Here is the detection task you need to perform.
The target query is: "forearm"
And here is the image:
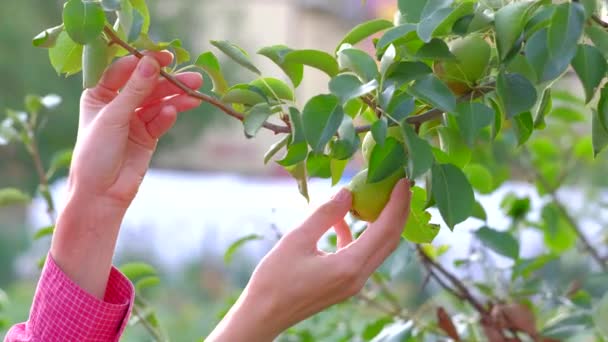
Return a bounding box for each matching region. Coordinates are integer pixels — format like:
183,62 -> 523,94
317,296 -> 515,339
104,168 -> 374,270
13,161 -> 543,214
50,188 -> 127,299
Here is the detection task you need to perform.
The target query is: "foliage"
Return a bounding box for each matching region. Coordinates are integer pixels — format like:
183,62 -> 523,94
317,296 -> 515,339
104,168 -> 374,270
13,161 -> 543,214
5,0 -> 608,340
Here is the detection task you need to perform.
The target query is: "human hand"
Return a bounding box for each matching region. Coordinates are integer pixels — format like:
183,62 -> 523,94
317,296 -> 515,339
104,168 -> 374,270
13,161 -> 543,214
51,53 -> 202,298
207,179 -> 412,341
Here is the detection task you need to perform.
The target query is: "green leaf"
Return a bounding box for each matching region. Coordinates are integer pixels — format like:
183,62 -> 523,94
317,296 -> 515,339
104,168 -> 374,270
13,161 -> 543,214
497,72 -> 537,118
386,61 -> 433,86
329,74 -> 378,104
401,124 -> 434,179
512,111 -> 534,146
474,226 -> 519,260
464,164 -> 493,194
540,203 -> 577,253
431,2 -> 475,38
258,45 -> 304,87
221,85 -> 266,106
119,262 -> 157,282
33,25 -> 64,48
127,8 -> 144,43
398,0 -> 427,23
380,44 -> 396,77
330,116 -> 359,160
277,142 -> 308,167
211,40 -> 260,74
494,1 -> 530,60
135,276 -> 160,292
571,44 -> 607,103
367,137 -> 406,183
534,88 -> 552,129
402,186 -> 439,244
437,126 -> 471,168
250,77 -> 295,102
586,25 -> 608,58
415,38 -> 455,60
82,36 -> 110,89
49,32 -> 83,76
47,149 -> 73,178
224,234 -> 264,263
376,24 -> 417,50
284,50 -> 339,77
453,101 -> 494,147
386,93 -> 415,122
594,291 -> 608,338
598,86 -> 608,132
62,0 -> 106,44
331,159 -> 348,186
338,19 -> 393,51
408,74 -> 456,112
129,0 -> 150,33
363,318 -> 394,341
525,28 -> 563,82
101,0 -> 121,11
33,226 -> 55,240
417,3 -> 452,43
302,95 -> 344,153
243,103 -> 272,138
0,188 -> 30,207
264,135 -> 290,165
285,162 -> 309,202
371,117 -> 387,146
288,107 -> 305,144
307,153 -> 332,178
547,3 -> 585,76
592,109 -> 608,157
431,163 -> 474,229
337,48 -> 379,82
195,51 -> 229,95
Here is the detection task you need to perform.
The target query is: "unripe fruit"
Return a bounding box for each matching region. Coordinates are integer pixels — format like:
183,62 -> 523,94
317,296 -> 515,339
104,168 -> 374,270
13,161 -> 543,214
347,168 -> 405,222
433,35 -> 491,95
361,126 -> 405,164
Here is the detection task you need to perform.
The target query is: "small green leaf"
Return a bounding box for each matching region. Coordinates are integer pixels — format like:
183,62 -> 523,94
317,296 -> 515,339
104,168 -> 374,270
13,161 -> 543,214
284,49 -> 339,77
377,24 -> 417,50
329,74 -> 378,104
211,40 -> 260,74
525,28 -> 563,82
47,149 -> 73,179
0,188 -> 30,207
337,48 -> 379,82
33,25 -> 64,48
258,45 -> 304,87
453,101 -> 494,147
494,1 -> 530,60
120,262 -> 157,282
402,186 -> 439,244
330,116 -> 359,160
330,158 -> 348,186
417,6 -> 452,43
307,153 -> 332,178
264,135 -> 290,165
221,85 -> 266,106
302,95 -> 344,153
82,36 -> 110,88
195,51 -> 229,95
338,19 -> 393,51
415,38 -> 455,60
512,111 -> 534,146
224,234 -> 264,264
288,107 -> 305,144
127,8 -> 144,42
540,203 -> 577,253
367,137 -> 406,183
277,142 -> 308,167
497,72 -> 537,118
135,276 -> 160,292
386,92 -> 415,122
63,0 -> 106,44
33,226 -> 55,240
386,61 -> 433,86
474,226 -> 519,260
398,0 -> 427,23
250,77 -> 295,102
534,88 -> 552,129
408,74 -> 456,112
284,162 -> 309,201
598,86 -> 608,132
547,3 -> 585,76
401,124 -> 434,179
49,32 -> 83,76
243,103 -> 272,138
371,117 -> 387,147
592,109 -> 608,157
464,164 -> 493,194
431,163 -> 474,229
571,44 -> 607,103
437,126 -> 471,168
586,25 -> 608,58
129,0 -> 150,33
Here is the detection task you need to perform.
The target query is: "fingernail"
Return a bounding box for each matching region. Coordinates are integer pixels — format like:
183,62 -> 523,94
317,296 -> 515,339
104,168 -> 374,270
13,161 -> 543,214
332,188 -> 350,203
138,57 -> 158,78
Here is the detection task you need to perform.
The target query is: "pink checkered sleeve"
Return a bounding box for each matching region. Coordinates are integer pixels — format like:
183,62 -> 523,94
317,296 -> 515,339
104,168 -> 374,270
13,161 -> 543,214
4,253 -> 134,342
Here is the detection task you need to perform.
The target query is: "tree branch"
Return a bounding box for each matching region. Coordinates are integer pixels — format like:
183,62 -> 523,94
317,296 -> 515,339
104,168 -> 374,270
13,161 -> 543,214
103,26 -> 291,134
592,15 -> 608,29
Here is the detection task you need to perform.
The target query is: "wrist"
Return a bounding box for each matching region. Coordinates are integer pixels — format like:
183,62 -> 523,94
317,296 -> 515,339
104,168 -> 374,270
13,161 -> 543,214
207,288 -> 283,342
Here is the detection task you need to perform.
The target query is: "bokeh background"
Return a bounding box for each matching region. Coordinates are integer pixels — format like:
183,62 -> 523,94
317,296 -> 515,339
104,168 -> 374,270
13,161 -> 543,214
2,1 -> 608,341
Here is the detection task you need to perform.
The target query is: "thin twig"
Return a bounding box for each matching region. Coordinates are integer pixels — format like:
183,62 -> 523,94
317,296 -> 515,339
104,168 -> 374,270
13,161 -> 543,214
356,293 -> 409,321
132,305 -> 164,341
26,123 -> 55,224
592,15 -> 608,28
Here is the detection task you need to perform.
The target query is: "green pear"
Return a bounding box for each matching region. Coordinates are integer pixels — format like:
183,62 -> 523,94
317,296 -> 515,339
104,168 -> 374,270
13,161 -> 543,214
361,126 -> 405,164
347,168 -> 405,222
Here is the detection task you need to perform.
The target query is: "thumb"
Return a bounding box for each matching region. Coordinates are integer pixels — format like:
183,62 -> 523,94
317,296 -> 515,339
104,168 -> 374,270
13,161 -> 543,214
294,188 -> 352,243
99,56 -> 160,126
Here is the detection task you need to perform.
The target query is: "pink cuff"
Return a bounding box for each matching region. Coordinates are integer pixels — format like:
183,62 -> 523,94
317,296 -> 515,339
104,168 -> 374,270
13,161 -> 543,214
4,254 -> 134,342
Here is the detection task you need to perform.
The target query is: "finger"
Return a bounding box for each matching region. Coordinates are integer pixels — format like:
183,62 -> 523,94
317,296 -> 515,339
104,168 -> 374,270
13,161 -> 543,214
146,105 -> 178,139
98,56 -> 161,127
334,219 -> 353,249
341,179 -> 411,261
293,188 -> 352,244
95,51 -> 173,93
136,94 -> 202,123
141,72 -> 203,106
